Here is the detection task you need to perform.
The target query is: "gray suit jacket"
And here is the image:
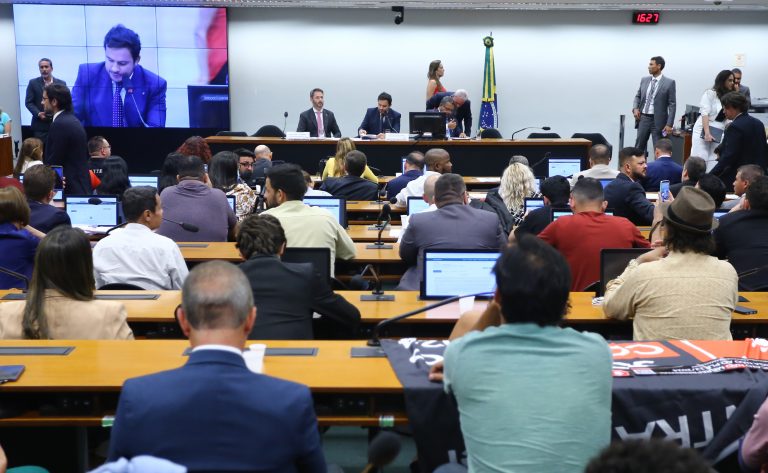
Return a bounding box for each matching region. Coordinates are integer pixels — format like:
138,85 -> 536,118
25,76 -> 66,132
398,203 -> 506,290
633,75 -> 677,129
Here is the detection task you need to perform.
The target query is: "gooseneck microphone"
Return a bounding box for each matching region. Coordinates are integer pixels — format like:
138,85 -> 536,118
0,266 -> 29,291
105,221 -> 130,236
282,111 -> 289,134
162,218 -> 199,232
510,126 -> 551,140
366,204 -> 392,249
352,264 -> 395,302
368,291 -> 493,346
122,75 -> 151,128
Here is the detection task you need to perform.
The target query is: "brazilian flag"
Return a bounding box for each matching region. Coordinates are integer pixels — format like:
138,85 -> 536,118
479,35 -> 498,133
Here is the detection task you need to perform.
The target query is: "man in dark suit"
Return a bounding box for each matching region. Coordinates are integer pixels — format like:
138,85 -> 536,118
237,214 -> 360,339
43,84 -> 91,196
670,156 -> 706,197
715,176 -> 768,291
398,173 -> 506,290
72,25 -> 167,128
24,58 -> 66,141
320,150 -> 378,201
711,92 -> 768,191
643,138 -> 682,191
386,151 -> 424,200
632,56 -> 676,152
426,90 -> 472,137
604,147 -> 655,225
22,165 -> 70,233
108,260 -> 327,471
297,88 -> 341,137
358,91 -> 401,137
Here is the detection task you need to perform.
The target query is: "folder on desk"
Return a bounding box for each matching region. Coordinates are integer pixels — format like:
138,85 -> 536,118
0,365 -> 24,384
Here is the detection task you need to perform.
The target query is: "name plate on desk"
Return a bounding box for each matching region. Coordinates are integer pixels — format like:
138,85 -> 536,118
0,347 -> 74,356
177,243 -> 209,248
385,133 -> 410,141
285,132 -> 310,140
2,293 -> 159,301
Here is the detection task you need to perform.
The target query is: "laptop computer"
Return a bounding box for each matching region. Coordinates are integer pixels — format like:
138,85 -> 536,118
282,247 -> 332,285
421,249 -> 500,300
407,196 -> 430,216
65,195 -> 119,229
227,195 -> 236,213
524,197 -> 545,214
550,208 -> 614,222
598,248 -> 653,296
548,158 -> 582,178
303,196 -> 347,229
128,174 -> 159,189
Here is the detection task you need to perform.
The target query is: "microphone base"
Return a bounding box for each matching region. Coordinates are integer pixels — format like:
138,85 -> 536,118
367,224 -> 389,231
360,293 -> 395,302
366,243 -> 393,249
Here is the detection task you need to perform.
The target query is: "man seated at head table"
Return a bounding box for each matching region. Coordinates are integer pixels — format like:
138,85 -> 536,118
358,91 -> 401,138
156,155 -> 236,242
394,148 -> 453,206
107,261 -> 326,471
715,175 -> 768,291
429,235 -> 611,472
398,173 -> 505,290
538,177 -> 650,291
320,150 -> 378,201
93,186 -> 188,290
22,164 -> 71,234
262,163 -> 355,277
236,213 -> 360,339
603,187 -> 738,341
386,151 -> 424,201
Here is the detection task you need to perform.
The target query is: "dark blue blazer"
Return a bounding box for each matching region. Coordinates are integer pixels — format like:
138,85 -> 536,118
643,156 -> 682,191
714,209 -> 768,291
108,349 -> 326,472
386,169 -> 422,200
358,107 -> 401,135
711,113 -> 768,190
27,199 -> 70,234
44,112 -> 92,195
321,175 -> 378,201
426,92 -> 472,136
72,62 -> 167,127
604,173 -> 654,226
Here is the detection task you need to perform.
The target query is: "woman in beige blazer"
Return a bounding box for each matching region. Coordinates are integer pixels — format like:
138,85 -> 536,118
0,226 -> 133,340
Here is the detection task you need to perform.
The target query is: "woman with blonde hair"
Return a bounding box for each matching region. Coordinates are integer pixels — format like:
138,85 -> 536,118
426,60 -> 446,100
321,137 -> 378,183
0,226 -> 133,340
12,137 -> 44,178
472,162 -> 540,235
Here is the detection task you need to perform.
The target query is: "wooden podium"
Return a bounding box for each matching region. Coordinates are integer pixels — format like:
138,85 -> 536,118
0,135 -> 12,176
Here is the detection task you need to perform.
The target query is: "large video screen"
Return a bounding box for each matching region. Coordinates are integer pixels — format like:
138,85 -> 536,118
14,5 -> 229,129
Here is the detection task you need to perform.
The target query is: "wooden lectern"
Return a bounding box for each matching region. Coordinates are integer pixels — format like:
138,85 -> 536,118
0,136 -> 12,176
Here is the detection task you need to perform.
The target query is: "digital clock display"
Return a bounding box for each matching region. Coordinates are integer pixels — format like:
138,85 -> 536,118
632,11 -> 661,24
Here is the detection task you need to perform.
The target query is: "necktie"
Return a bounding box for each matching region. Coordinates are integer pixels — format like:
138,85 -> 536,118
113,82 -> 124,127
381,114 -> 385,132
316,110 -> 324,137
643,79 -> 657,114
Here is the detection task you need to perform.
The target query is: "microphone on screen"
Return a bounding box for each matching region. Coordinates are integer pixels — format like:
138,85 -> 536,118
361,431 -> 402,473
510,126 -> 551,140
162,218 -> 199,232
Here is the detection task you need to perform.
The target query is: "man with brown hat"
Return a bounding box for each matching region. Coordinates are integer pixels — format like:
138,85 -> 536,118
602,187 -> 738,341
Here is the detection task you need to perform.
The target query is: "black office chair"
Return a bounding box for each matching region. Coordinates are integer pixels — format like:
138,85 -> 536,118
98,283 -> 145,290
572,133 -> 613,156
480,128 -> 503,139
215,131 -> 247,137
527,132 -> 561,139
253,125 -> 285,138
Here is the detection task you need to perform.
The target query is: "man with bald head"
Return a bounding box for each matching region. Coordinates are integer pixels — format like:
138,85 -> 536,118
570,144 -> 618,187
394,148 -> 453,206
252,145 -> 273,182
398,173 -> 505,290
426,89 -> 472,137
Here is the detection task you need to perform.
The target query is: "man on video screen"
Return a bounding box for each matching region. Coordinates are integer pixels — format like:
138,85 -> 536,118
73,24 -> 167,128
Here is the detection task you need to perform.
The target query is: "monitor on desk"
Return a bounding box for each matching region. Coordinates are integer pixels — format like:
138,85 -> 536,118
524,197 -> 545,214
409,112 -> 446,139
599,248 -> 653,296
282,247 -> 331,285
128,174 -> 159,189
303,196 -> 347,228
421,249 -> 500,300
65,195 -> 119,228
407,196 -> 430,216
548,158 -> 582,178
550,208 -> 613,222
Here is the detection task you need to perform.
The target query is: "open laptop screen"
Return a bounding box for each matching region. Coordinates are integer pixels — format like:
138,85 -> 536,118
303,196 -> 347,228
407,196 -> 430,216
128,174 -> 159,189
524,197 -> 545,214
599,248 -> 653,296
422,249 -> 500,299
548,158 -> 581,178
65,195 -> 119,227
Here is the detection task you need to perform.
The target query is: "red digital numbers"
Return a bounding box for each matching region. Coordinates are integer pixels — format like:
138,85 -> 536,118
633,11 -> 660,24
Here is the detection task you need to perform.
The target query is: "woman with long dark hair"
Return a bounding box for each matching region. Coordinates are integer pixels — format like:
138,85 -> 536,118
691,70 -> 735,171
0,226 -> 133,339
208,151 -> 256,221
97,156 -> 132,199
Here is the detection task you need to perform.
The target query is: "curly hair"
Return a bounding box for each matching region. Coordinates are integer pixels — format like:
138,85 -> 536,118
177,136 -> 212,164
498,162 -> 537,213
236,214 -> 286,259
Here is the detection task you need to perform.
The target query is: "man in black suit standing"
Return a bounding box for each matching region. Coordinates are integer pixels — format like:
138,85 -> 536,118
24,58 -> 66,141
426,90 -> 472,137
711,92 -> 768,191
297,88 -> 341,138
43,84 -> 91,195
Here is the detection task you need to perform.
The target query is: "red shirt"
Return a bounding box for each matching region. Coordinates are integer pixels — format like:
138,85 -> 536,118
538,211 -> 650,291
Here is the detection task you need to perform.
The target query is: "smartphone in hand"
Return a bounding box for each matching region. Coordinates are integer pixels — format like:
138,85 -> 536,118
660,180 -> 670,202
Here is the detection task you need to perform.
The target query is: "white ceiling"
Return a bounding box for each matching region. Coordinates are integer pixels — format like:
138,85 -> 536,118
9,0 -> 768,10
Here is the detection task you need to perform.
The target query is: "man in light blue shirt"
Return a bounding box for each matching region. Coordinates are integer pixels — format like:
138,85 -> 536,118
436,235 -> 612,472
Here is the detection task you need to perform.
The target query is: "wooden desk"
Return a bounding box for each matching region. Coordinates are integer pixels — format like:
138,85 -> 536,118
347,201 -> 405,214
177,242 -> 401,264
347,225 -> 400,242
313,175 -> 501,190
206,136 -> 591,176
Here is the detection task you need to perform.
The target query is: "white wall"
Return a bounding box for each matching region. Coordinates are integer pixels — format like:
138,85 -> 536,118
0,4 -> 21,141
229,8 -> 768,154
